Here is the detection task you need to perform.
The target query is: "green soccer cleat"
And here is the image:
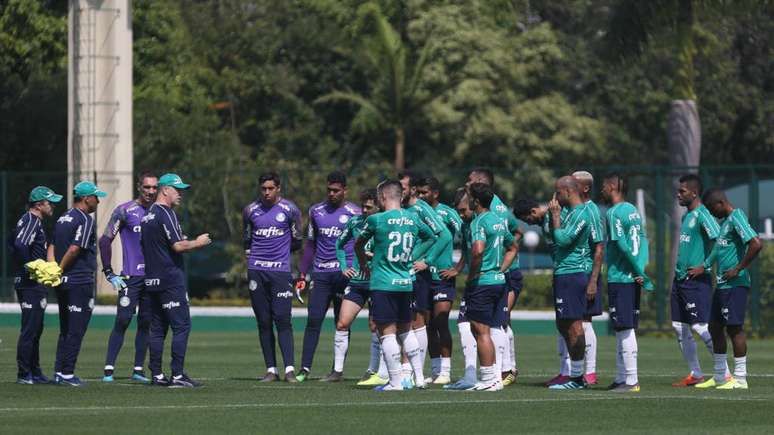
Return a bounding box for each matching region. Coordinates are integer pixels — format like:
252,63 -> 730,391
716,378 -> 748,390
357,373 -> 388,387
695,378 -> 717,389
295,369 -> 309,383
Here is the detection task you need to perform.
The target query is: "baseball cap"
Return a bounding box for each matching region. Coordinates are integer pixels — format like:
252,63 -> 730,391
158,173 -> 191,190
28,186 -> 63,203
73,181 -> 107,198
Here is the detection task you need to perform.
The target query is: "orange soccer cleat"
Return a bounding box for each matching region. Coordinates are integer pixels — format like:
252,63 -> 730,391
672,374 -> 705,387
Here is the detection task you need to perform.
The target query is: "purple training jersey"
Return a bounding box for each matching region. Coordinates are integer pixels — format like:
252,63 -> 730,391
243,198 -> 302,272
102,200 -> 147,276
307,201 -> 361,272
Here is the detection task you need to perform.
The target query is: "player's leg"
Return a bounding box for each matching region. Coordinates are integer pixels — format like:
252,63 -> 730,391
609,283 -> 640,393
29,292 -> 47,383
504,269 -> 523,383
549,273 -> 587,390
358,305 -> 389,387
54,287 -> 69,377
320,274 -> 350,381
445,315 -> 478,389
330,286 -> 367,381
371,290 -> 407,391
16,289 -> 40,383
270,272 -> 296,381
397,292 -> 426,390
430,277 -> 455,384
465,284 -> 504,391
57,285 -> 94,386
300,272 -> 334,378
411,270 -> 432,375
166,286 -> 198,387
490,285 -> 509,378
103,282 -> 139,382
249,271 -> 278,380
148,290 -> 170,386
717,286 -> 749,389
132,281 -> 152,382
670,279 -> 704,386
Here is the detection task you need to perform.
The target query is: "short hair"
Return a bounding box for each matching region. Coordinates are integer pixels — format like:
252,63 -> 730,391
468,182 -> 493,209
452,187 -> 468,207
702,188 -> 726,205
678,173 -> 702,195
603,172 -> 628,196
572,170 -> 594,184
419,176 -> 441,192
259,172 -> 281,186
469,167 -> 494,186
360,188 -> 377,203
377,179 -> 403,202
137,171 -> 157,184
327,171 -> 347,186
513,198 -> 539,219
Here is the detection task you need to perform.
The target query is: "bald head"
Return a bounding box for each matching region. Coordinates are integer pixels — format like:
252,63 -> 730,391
556,176 -> 579,192
702,188 -> 732,218
555,176 -> 582,207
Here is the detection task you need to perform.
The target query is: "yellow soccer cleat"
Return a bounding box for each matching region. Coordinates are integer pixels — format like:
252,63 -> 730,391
717,378 -> 748,390
695,378 -> 717,389
502,372 -> 517,386
357,373 -> 388,387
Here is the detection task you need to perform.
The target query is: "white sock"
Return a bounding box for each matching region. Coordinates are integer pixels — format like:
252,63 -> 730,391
380,334 -> 403,388
614,332 -> 625,384
401,362 -> 412,381
570,359 -> 584,379
377,350 -> 389,379
558,335 -> 570,376
458,322 -> 478,383
692,323 -> 730,377
619,329 -> 638,385
133,366 -> 143,372
440,357 -> 451,378
267,366 -> 278,375
490,327 -> 507,375
734,356 -> 747,381
479,365 -> 496,384
104,365 -> 115,371
582,321 -> 597,374
431,357 -> 441,377
333,330 -> 349,373
414,326 -> 428,374
713,353 -> 727,382
399,330 -> 425,386
506,325 -> 516,372
673,321 -> 701,377
285,365 -> 295,374
368,332 -> 381,373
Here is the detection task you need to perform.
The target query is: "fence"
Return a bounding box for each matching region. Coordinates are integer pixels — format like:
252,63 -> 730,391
2,165 -> 772,333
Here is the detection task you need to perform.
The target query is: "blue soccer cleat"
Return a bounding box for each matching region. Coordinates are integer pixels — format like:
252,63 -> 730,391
444,379 -> 476,390
102,374 -> 114,383
17,374 -> 34,385
31,373 -> 50,384
131,370 -> 150,383
548,378 -> 586,390
55,374 -> 84,387
373,384 -> 403,391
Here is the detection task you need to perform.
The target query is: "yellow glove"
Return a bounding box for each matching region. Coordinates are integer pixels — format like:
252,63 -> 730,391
24,259 -> 47,274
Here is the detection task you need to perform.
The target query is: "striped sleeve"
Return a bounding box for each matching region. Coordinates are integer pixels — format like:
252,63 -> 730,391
699,208 -> 720,239
731,209 -> 757,243
161,207 -> 184,244
73,212 -> 94,248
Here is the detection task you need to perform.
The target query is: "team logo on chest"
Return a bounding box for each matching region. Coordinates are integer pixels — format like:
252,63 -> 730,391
688,217 -> 697,228
339,215 -> 349,224
275,212 -> 286,223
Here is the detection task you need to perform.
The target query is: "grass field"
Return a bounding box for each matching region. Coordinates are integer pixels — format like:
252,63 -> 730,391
1,321 -> 774,434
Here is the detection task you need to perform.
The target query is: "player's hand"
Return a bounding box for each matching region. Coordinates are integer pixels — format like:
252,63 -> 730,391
360,265 -> 371,281
634,276 -> 644,286
294,276 -> 308,304
722,267 -> 740,282
413,260 -> 428,272
439,268 -> 458,280
585,280 -> 597,301
196,233 -> 212,247
343,268 -> 357,279
686,264 -> 705,279
107,274 -> 127,291
548,194 -> 561,217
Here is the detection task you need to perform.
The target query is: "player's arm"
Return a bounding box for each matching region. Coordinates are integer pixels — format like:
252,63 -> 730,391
164,212 -> 210,253
99,207 -> 128,290
289,204 -> 303,253
500,229 -> 517,272
552,210 -> 586,247
59,215 -> 92,271
468,240 -> 484,283
242,205 -> 252,254
421,228 -> 450,266
687,211 -> 721,278
11,216 -> 36,262
336,221 -> 355,277
298,208 -> 316,277
586,242 -> 604,299
722,213 -> 763,281
354,215 -> 376,279
412,218 -> 438,263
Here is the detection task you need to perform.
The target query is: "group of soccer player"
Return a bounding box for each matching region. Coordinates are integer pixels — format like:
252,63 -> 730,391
11,166 -> 762,391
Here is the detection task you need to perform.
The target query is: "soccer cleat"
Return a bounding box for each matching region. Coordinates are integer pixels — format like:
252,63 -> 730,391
443,379 -> 477,390
150,375 -> 171,387
548,377 -> 586,390
31,373 -> 50,384
357,373 -> 388,387
295,369 -> 309,383
171,373 -> 202,388
433,375 -> 451,385
320,371 -> 343,382
285,371 -> 299,383
695,378 -> 718,389
400,376 -> 415,390
470,380 -> 504,391
55,374 -> 84,387
102,374 -> 114,383
359,370 -> 375,382
132,370 -> 150,383
716,378 -> 748,390
16,374 -> 34,385
672,374 -> 704,387
584,372 -> 598,385
259,372 -> 279,382
373,383 -> 403,391
545,374 -> 570,386
502,372 -> 516,387
611,383 -> 640,393
606,381 -> 624,391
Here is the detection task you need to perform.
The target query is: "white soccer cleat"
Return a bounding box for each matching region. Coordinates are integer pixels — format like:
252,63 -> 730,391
469,380 -> 504,392
432,375 -> 451,385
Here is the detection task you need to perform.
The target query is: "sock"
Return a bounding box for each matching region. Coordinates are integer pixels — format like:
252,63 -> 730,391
431,357 -> 441,378
401,362 -> 412,382
440,357 -> 451,378
692,323 -> 730,377
619,329 -> 638,385
367,332 -> 381,373
673,321 -> 701,377
459,322 -> 478,383
558,335 -> 570,376
490,327 -> 506,375
377,350 -> 389,379
380,334 -> 403,388
734,356 -> 747,381
267,366 -> 278,375
104,365 -> 114,371
59,373 -> 74,380
479,365 -> 496,384
570,360 -> 584,379
333,330 -> 349,373
400,330 -> 425,386
713,353 -> 727,382
133,366 -> 143,372
582,322 -> 597,374
414,326 -> 428,374
285,365 -> 295,374
506,325 -> 516,372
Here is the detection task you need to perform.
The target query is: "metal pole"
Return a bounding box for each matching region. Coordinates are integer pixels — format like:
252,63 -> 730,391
1,171 -> 7,299
748,167 -> 760,333
655,167 -> 666,328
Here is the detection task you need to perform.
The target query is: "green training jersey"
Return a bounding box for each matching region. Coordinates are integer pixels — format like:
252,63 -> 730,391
460,221 -> 472,272
431,203 -> 463,280
705,208 -> 757,289
407,198 -> 448,264
470,210 -> 514,286
491,194 -> 521,270
358,209 -> 435,292
583,200 -> 605,271
551,203 -> 592,275
542,208 -> 567,262
675,204 -> 720,281
606,202 -> 649,284
336,215 -> 371,286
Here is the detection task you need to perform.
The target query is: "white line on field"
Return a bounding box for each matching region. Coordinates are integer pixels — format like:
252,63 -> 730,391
0,395 -> 769,414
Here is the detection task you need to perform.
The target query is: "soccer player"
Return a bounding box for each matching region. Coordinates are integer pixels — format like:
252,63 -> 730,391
600,173 -> 653,392
355,180 -> 437,391
466,168 -> 522,384
571,170 -> 605,385
547,176 -> 592,390
416,176 -> 462,384
12,186 -> 62,384
52,181 -> 106,386
671,174 -> 726,387
243,172 -> 303,382
142,173 -> 210,387
99,172 -> 158,383
297,171 -> 362,382
696,188 -> 762,389
464,183 -> 517,391
329,188 -> 380,383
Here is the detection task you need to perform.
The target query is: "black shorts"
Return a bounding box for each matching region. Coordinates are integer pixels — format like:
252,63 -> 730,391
671,275 -> 712,324
371,290 -> 412,324
710,287 -> 748,326
608,282 -> 641,329
343,282 -> 370,307
412,269 -> 433,312
464,283 -> 507,327
553,272 -> 589,320
431,278 -> 456,303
